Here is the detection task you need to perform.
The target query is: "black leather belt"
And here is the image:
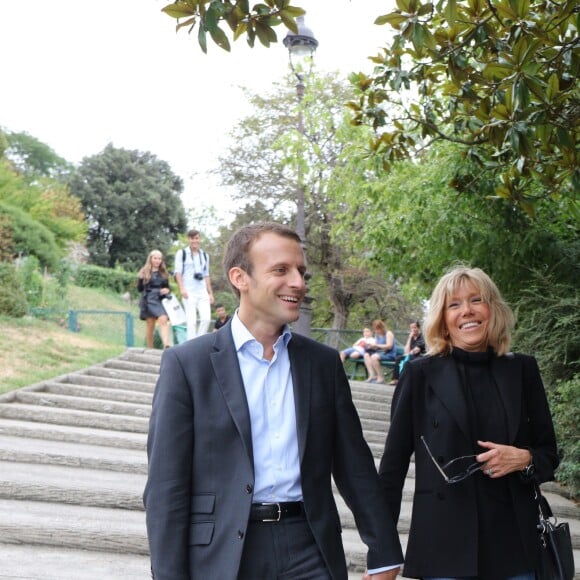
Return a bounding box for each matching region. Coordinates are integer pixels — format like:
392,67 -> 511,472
249,501 -> 304,522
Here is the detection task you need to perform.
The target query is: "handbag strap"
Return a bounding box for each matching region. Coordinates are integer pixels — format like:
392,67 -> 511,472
533,480 -> 554,522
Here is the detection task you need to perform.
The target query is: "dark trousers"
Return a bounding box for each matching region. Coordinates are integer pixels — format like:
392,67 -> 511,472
237,515 -> 332,579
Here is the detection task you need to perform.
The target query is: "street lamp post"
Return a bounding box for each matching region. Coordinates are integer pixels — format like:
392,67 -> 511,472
283,16 -> 318,337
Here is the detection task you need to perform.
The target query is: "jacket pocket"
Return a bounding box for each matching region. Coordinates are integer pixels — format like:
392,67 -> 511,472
191,494 -> 215,514
189,521 -> 214,546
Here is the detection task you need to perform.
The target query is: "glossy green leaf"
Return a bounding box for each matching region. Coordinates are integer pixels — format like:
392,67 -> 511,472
209,25 -> 231,51
375,13 -> 409,27
162,4 -> 197,19
546,73 -> 559,102
197,22 -> 208,53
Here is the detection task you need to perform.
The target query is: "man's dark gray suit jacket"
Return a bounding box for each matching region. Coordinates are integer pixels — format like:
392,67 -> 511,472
143,323 -> 403,579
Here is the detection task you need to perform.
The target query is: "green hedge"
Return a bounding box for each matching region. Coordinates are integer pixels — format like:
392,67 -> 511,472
73,264 -> 138,295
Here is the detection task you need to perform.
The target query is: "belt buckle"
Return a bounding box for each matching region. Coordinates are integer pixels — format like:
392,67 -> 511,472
260,502 -> 282,522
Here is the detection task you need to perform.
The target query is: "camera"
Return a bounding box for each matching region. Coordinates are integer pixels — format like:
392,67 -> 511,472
194,273 -> 204,281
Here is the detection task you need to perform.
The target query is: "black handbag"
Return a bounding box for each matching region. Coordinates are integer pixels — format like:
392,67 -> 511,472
534,481 -> 575,580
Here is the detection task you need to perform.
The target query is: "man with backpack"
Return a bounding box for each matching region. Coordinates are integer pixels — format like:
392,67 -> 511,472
174,229 -> 214,340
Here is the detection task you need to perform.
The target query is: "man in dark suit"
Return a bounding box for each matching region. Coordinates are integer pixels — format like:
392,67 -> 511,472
144,222 -> 402,579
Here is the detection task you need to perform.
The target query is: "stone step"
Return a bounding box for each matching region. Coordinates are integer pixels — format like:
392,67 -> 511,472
0,498 -> 148,555
352,402 -> 390,420
12,391 -> 151,419
0,417 -> 147,449
118,347 -> 163,365
84,365 -> 158,385
0,544 -> 151,580
0,402 -> 149,433
360,417 -> 389,435
41,381 -> 153,405
0,461 -> 145,510
0,434 -> 147,474
103,359 -> 161,376
64,372 -> 156,392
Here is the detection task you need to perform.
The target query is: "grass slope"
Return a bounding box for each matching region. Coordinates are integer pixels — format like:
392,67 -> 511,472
0,285 -> 150,395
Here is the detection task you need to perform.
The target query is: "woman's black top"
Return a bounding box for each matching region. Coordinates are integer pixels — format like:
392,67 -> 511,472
452,347 -> 529,579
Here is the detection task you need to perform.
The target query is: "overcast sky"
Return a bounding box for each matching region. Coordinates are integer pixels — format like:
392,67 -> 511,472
0,0 -> 394,223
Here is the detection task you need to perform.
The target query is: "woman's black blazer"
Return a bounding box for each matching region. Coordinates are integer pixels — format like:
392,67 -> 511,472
378,353 -> 559,578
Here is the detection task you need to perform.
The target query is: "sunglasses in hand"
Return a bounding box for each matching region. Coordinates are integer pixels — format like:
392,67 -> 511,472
420,435 -> 482,484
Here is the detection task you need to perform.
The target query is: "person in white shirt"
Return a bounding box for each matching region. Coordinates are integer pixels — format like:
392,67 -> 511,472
174,229 -> 214,340
144,222 -> 402,580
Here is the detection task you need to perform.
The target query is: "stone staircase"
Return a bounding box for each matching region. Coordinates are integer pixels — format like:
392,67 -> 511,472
0,348 -> 577,579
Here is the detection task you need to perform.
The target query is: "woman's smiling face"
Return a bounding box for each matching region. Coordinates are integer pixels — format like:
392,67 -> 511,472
444,280 -> 490,352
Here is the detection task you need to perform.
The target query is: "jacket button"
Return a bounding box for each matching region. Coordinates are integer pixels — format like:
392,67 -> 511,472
437,456 -> 444,464
437,492 -> 445,500
246,484 -> 253,494
238,530 -> 244,539
433,420 -> 439,428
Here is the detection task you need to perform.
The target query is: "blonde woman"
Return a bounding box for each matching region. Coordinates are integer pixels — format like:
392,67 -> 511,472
137,250 -> 171,349
379,266 -> 558,579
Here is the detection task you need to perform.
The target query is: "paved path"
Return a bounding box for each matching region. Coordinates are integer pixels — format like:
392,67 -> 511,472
0,348 -> 577,579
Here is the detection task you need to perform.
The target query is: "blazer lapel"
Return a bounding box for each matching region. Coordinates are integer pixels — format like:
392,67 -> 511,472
210,328 -> 254,469
428,357 -> 472,443
491,354 -> 522,443
288,334 -> 311,464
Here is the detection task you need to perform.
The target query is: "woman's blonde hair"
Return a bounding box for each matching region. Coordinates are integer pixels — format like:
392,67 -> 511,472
140,250 -> 169,283
424,266 -> 515,356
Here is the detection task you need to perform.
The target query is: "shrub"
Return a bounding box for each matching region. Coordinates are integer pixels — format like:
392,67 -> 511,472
16,255 -> 44,308
549,375 -> 580,498
74,264 -> 137,295
513,273 -> 579,387
513,271 -> 579,497
0,262 -> 27,317
0,202 -> 60,271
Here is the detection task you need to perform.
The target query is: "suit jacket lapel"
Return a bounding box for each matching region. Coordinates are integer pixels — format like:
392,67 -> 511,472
429,357 -> 472,443
288,334 -> 311,464
210,328 -> 254,470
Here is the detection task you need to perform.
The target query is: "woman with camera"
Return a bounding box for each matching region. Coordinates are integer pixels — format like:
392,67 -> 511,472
137,250 -> 171,349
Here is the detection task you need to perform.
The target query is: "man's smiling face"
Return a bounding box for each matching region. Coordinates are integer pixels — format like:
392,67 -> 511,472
238,232 -> 306,331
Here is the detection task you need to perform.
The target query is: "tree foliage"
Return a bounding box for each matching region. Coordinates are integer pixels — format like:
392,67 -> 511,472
217,71 -> 422,329
68,144 -> 188,270
161,0 -> 305,52
348,0 -> 579,215
4,130 -> 72,182
339,141 -> 579,301
0,143 -> 86,268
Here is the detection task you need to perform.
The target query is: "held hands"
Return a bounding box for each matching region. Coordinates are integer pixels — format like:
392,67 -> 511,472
476,440 -> 532,478
160,288 -> 171,297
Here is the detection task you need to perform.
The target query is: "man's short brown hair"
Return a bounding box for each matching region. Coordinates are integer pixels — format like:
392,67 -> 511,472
187,229 -> 200,238
223,222 -> 301,298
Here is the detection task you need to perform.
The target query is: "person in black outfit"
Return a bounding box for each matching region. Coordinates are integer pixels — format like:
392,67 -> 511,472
389,320 -> 425,385
212,303 -> 231,332
137,250 -> 171,349
379,266 -> 559,580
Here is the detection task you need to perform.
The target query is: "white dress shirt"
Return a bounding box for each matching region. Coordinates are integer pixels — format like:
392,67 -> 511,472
231,313 -> 303,503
